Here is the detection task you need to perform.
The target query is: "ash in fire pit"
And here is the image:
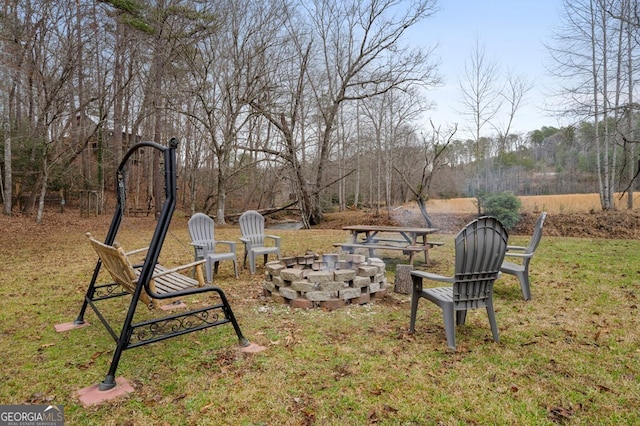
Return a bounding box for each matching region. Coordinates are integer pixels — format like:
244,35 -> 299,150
262,252 -> 388,310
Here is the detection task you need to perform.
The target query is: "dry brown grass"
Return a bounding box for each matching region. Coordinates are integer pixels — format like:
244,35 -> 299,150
2,207 -> 640,424
425,192 -> 640,214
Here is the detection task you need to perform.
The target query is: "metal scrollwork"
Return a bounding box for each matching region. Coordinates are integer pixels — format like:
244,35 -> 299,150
131,308 -> 223,344
94,283 -> 127,299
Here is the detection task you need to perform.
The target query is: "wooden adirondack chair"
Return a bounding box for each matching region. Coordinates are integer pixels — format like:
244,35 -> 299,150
86,233 -> 208,309
238,210 -> 281,274
500,211 -> 547,300
409,216 -> 509,350
188,212 -> 238,280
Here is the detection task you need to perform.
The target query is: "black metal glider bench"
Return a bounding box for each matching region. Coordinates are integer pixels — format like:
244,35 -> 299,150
57,139 -> 254,402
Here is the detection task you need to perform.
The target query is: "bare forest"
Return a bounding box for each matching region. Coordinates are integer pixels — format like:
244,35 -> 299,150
2,0 -> 640,227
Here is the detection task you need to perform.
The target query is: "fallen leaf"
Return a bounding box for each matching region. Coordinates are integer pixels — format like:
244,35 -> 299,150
548,406 -> 573,422
172,394 -> 187,402
382,404 -> 398,414
200,402 -> 215,413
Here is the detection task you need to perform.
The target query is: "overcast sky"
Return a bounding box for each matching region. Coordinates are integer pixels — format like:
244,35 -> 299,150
408,0 -> 567,138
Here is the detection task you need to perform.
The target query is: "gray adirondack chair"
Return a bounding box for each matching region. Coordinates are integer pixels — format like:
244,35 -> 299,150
500,211 -> 547,300
188,213 -> 238,281
239,210 -> 281,274
409,216 -> 509,350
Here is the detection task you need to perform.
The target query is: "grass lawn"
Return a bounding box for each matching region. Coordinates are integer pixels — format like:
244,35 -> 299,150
1,212 -> 639,425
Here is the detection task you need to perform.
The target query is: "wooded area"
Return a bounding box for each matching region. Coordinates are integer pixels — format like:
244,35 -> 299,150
2,0 -> 640,226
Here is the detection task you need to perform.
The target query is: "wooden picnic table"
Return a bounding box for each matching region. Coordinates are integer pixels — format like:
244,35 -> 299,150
333,225 -> 441,265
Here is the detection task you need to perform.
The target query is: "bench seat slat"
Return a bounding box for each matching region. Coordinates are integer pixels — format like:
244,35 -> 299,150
346,241 -> 444,249
367,238 -> 410,244
137,265 -> 201,295
334,243 -> 426,252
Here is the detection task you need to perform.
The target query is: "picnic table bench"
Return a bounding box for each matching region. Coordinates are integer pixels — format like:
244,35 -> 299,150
334,225 -> 442,265
365,238 -> 444,247
332,242 -> 440,261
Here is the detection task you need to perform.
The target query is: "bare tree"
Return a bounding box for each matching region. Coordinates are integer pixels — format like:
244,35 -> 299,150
546,0 -> 640,210
395,121 -> 456,227
458,35 -> 502,211
252,0 -> 440,226
175,0 -> 288,224
360,86 -> 431,215
608,0 -> 640,208
494,71 -> 532,151
0,0 -> 19,216
7,2 -> 81,221
624,0 -> 638,208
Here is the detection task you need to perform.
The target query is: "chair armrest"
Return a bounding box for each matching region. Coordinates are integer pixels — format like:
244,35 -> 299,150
216,240 -> 237,252
190,241 -> 210,259
125,246 -> 149,256
506,245 -> 527,252
504,252 -> 533,259
411,270 -> 455,284
134,259 -> 207,281
265,235 -> 281,248
240,237 -> 252,251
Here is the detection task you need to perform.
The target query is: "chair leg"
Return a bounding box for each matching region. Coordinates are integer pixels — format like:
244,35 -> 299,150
232,259 -> 238,279
409,275 -> 423,333
442,303 -> 456,350
205,257 -> 213,283
519,269 -> 531,301
193,251 -> 203,279
409,297 -> 419,334
486,300 -> 500,343
214,261 -> 220,275
249,251 -> 256,275
456,310 -> 467,326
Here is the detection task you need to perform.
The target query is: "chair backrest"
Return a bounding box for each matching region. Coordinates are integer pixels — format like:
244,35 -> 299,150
525,212 -> 547,254
239,210 -> 266,246
86,233 -> 154,307
452,217 -> 509,309
188,213 -> 216,253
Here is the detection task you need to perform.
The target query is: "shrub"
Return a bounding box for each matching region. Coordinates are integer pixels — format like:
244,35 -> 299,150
480,191 -> 522,230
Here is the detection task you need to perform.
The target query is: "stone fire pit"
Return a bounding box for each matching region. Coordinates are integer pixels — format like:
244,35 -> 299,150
262,252 -> 388,310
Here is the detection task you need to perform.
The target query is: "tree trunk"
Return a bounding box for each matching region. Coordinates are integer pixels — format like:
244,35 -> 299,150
35,151 -> 50,224
2,0 -> 16,216
394,264 -> 414,294
416,197 -> 434,228
2,120 -> 11,216
112,20 -> 125,186
215,148 -> 229,226
626,1 -> 634,209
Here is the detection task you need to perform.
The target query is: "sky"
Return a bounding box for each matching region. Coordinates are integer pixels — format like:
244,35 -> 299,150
408,0 -> 567,138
